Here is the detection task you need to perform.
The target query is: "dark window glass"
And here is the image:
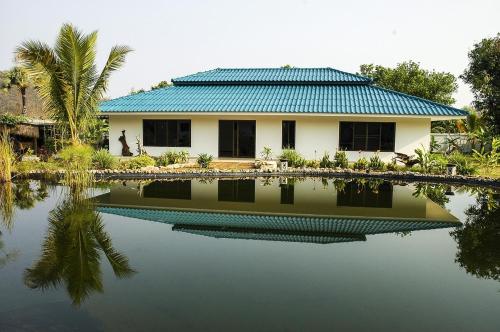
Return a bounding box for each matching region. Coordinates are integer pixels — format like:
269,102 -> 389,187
218,179 -> 255,202
337,181 -> 393,208
143,180 -> 191,200
282,121 -> 296,149
339,122 -> 395,152
280,184 -> 295,204
143,120 -> 191,147
218,121 -> 256,158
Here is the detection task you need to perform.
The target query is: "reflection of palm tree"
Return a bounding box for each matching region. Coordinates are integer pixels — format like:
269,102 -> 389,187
451,191 -> 500,282
24,196 -> 135,306
412,183 -> 450,207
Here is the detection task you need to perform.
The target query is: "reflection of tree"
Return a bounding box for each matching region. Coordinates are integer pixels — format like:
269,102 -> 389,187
412,183 -> 450,207
0,236 -> 19,269
13,180 -> 48,210
24,194 -> 135,306
451,191 -> 500,282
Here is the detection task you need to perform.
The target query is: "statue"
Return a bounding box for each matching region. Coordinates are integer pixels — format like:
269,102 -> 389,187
119,130 -> 133,156
136,136 -> 148,156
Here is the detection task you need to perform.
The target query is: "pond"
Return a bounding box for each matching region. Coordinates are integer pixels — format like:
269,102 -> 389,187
0,177 -> 499,331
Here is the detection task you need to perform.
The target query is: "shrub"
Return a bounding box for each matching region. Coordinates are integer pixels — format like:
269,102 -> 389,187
319,152 -> 333,168
472,137 -> 499,174
260,147 -> 273,160
353,157 -> 368,170
368,153 -> 384,170
279,149 -> 306,168
125,155 -> 156,169
197,153 -> 213,168
333,150 -> 349,168
157,150 -> 189,166
92,149 -> 117,169
0,132 -> 14,182
306,160 -> 320,168
58,144 -> 94,170
448,151 -> 476,175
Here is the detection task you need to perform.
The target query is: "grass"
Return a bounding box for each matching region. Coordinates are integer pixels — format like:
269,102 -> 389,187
0,132 -> 14,183
477,165 -> 500,178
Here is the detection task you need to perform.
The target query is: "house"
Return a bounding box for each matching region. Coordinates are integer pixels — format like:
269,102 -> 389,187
100,68 -> 467,161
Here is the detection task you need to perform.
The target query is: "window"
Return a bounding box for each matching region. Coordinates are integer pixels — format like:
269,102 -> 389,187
143,180 -> 191,200
339,122 -> 395,152
218,179 -> 255,203
143,120 -> 191,147
337,181 -> 393,208
282,121 -> 296,149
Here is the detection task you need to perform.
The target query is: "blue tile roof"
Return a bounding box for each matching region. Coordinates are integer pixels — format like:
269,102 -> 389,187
172,68 -> 371,85
100,67 -> 467,117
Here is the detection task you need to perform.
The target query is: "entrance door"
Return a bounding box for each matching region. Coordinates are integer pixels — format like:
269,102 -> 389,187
218,120 -> 256,158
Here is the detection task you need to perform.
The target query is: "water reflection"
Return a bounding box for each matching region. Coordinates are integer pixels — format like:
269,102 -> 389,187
95,178 -> 461,245
451,189 -> 500,282
24,188 -> 135,306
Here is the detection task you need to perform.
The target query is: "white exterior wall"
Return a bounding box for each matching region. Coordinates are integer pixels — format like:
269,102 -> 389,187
108,114 -> 430,162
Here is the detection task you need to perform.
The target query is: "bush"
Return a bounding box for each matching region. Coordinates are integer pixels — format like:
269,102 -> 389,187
58,144 -> 94,170
306,160 -> 320,168
319,152 -> 333,168
333,150 -> 349,168
197,153 -> 213,168
448,151 -> 476,175
353,157 -> 368,170
92,149 -> 117,169
279,149 -> 306,168
368,153 -> 384,170
124,155 -> 156,169
157,150 -> 189,166
14,160 -> 60,174
260,147 -> 273,160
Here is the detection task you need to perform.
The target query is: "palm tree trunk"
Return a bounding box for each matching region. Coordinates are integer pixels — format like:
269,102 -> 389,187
20,87 -> 27,115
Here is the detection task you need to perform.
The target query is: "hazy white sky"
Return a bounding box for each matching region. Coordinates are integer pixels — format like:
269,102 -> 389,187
1,0 -> 499,107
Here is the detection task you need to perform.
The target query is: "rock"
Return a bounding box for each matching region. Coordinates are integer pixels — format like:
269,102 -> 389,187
21,155 -> 40,162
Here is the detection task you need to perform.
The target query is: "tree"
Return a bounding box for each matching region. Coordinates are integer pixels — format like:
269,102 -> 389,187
0,67 -> 30,115
151,80 -> 171,90
461,34 -> 500,134
359,61 -> 458,105
15,24 -> 132,144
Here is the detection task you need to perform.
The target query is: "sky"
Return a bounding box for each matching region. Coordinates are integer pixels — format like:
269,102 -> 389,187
1,0 -> 499,107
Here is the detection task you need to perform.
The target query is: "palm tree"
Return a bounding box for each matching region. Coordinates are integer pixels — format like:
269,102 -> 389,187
1,67 -> 30,115
15,24 -> 132,144
24,194 -> 135,306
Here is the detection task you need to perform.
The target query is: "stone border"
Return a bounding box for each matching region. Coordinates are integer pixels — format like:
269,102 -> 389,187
15,168 -> 500,189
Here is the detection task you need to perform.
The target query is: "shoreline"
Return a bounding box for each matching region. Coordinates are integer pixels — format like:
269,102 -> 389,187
13,168 -> 500,189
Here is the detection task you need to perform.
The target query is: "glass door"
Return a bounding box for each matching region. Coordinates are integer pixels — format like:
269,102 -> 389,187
218,120 -> 256,158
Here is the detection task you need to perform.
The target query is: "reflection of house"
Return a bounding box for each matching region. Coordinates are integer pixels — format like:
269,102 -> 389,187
101,68 -> 466,161
94,179 -> 460,244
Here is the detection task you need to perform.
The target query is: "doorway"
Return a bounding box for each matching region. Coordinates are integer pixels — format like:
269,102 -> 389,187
219,120 -> 256,158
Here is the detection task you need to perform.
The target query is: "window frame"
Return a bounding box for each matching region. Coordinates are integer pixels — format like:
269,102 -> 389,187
339,121 -> 395,152
282,120 -> 296,149
143,119 -> 191,147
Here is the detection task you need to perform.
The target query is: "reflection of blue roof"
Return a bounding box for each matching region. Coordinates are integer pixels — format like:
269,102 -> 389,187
97,207 -> 460,235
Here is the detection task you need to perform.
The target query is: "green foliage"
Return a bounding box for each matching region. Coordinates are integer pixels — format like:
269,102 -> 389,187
0,67 -> 30,114
430,135 -> 440,152
279,149 -> 306,168
368,153 -> 384,170
0,114 -> 28,127
156,150 -> 189,166
333,150 -> 349,168
197,153 -> 213,168
15,23 -> 132,144
92,149 -> 117,170
306,159 -> 320,168
461,33 -> 500,134
412,183 -> 450,207
448,151 -> 476,175
414,146 -> 436,174
14,160 -> 60,174
124,155 -> 156,169
319,152 -> 333,168
0,132 -> 14,182
260,146 -> 273,161
472,137 -> 500,174
59,144 -> 94,170
359,61 -> 457,105
151,81 -> 172,90
352,157 -> 368,170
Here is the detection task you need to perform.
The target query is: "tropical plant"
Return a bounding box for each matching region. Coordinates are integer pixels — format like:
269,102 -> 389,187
197,153 -> 213,168
0,67 -> 31,114
0,132 -> 14,182
414,146 -> 438,174
279,149 -> 306,168
15,23 -> 132,144
447,151 -> 476,175
92,149 -> 117,169
472,137 -> 500,174
352,157 -> 368,170
368,152 -> 384,170
260,146 -> 273,160
124,155 -> 155,169
24,194 -> 135,306
319,152 -> 333,168
59,144 -> 94,170
157,150 -> 189,166
333,150 -> 349,168
306,159 -> 320,168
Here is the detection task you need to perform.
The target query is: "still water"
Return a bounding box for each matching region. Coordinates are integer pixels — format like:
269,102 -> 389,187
0,178 -> 499,331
